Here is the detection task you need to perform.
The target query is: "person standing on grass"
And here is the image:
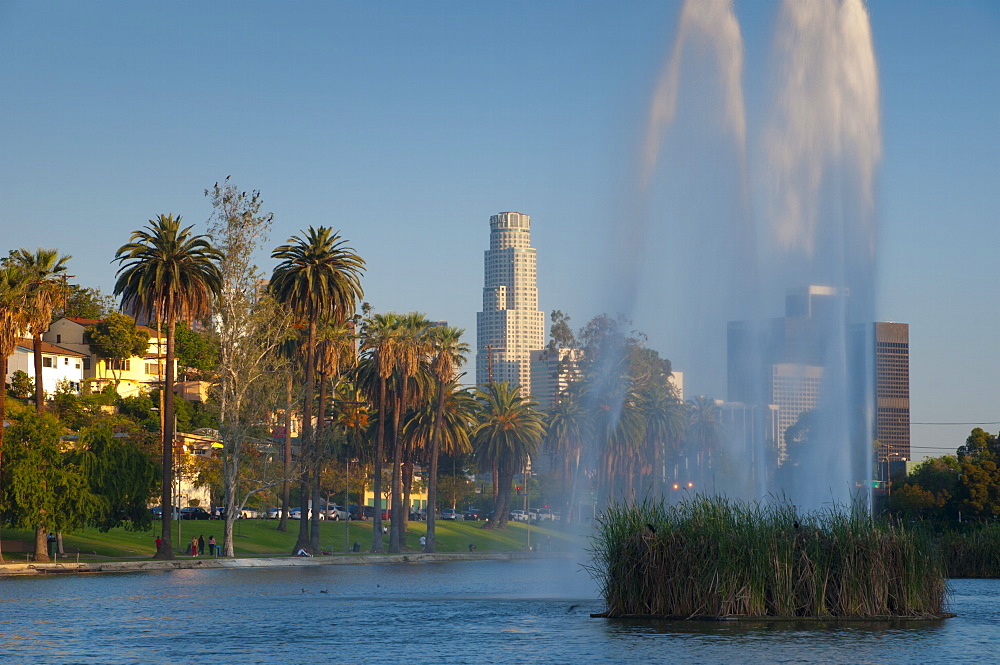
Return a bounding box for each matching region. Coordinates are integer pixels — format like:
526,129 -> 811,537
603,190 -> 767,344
191,537 -> 198,557
198,535 -> 205,555
208,536 -> 217,556
155,536 -> 162,552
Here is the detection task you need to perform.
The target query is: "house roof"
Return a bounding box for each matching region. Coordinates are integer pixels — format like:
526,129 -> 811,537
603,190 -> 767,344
16,337 -> 88,357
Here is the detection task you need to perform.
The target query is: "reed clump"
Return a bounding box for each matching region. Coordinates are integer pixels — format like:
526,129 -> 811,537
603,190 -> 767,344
940,524 -> 1000,578
586,496 -> 947,619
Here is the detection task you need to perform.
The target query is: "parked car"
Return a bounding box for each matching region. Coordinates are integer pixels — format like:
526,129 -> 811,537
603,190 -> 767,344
266,507 -> 286,519
180,507 -> 211,521
288,508 -> 325,520
150,506 -> 181,520
324,505 -> 349,521
441,508 -> 459,521
509,510 -> 528,522
463,508 -> 484,521
530,508 -> 557,522
349,505 -> 367,520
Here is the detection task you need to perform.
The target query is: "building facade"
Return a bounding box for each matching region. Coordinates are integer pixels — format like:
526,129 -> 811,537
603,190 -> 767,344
476,212 -> 545,394
872,322 -> 910,463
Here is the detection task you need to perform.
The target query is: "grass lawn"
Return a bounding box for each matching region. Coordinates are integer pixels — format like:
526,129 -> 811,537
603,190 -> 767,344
0,518 -> 589,561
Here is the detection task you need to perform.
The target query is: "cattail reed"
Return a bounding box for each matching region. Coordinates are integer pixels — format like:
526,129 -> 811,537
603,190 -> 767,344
587,496 -> 947,619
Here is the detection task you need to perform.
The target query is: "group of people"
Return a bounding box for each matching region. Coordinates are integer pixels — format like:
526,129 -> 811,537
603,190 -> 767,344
153,535 -> 217,556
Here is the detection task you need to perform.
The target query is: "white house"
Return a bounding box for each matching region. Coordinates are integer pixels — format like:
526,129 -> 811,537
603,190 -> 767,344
6,338 -> 88,397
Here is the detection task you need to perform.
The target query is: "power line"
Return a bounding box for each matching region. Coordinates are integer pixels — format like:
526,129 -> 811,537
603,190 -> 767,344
911,421 -> 1000,426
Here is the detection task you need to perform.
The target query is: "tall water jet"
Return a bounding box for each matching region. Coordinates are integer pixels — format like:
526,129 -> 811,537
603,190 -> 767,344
613,0 -> 881,510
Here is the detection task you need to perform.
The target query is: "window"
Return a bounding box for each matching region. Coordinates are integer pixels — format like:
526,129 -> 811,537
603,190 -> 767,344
107,359 -> 130,372
83,358 -> 91,371
43,357 -> 53,368
56,334 -> 62,343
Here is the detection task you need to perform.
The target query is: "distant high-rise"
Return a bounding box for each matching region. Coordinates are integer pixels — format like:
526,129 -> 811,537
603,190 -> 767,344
476,212 -> 545,393
872,322 -> 910,463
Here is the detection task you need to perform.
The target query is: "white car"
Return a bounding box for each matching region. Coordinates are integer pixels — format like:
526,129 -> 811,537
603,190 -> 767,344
324,505 -> 349,521
289,508 -> 325,520
510,510 -> 529,522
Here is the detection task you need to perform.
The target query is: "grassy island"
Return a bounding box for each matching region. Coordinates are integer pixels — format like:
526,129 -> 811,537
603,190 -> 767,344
588,496 -> 948,620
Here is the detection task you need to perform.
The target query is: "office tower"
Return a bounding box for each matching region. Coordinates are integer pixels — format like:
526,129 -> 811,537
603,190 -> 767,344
872,322 -> 910,463
727,286 -> 909,468
530,348 -> 583,410
476,212 -> 545,394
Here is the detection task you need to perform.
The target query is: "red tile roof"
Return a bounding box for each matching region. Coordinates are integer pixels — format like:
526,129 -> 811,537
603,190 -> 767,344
16,338 -> 88,357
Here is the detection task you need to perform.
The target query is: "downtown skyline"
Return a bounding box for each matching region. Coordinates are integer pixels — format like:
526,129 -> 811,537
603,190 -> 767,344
1,1 -> 998,461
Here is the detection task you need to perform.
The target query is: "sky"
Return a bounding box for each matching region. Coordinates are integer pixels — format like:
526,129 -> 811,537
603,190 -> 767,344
1,1 -> 998,461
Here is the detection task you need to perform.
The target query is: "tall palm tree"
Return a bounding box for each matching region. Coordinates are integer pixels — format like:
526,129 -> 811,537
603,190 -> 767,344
638,383 -> 687,498
388,312 -> 430,552
270,227 -> 365,555
114,214 -> 222,560
0,266 -> 29,464
543,390 -> 591,523
423,326 -> 469,552
11,249 -> 70,412
472,381 -> 545,529
687,395 -> 723,485
357,312 -> 402,552
0,265 -> 29,563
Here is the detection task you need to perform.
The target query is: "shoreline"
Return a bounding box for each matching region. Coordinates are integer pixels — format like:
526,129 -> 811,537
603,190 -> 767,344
0,550 -> 562,577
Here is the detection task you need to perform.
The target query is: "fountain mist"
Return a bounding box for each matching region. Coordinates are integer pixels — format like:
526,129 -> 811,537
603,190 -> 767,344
616,0 -> 881,509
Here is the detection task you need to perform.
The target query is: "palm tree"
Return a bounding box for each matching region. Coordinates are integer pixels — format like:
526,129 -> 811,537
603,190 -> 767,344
472,381 -> 545,529
270,226 -> 365,555
687,395 -> 723,485
423,326 -> 469,552
114,214 -> 222,560
543,390 -> 591,523
387,312 -> 430,552
638,383 -> 687,498
357,312 -> 402,552
10,249 -> 70,412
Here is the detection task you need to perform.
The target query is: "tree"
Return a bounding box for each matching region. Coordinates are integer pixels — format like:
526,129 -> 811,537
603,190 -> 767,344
547,310 -> 577,350
85,313 -> 149,390
0,265 -> 30,510
0,411 -> 98,561
114,213 -> 223,559
543,391 -> 591,523
638,383 -> 686,497
957,428 -> 998,461
270,226 -> 365,554
7,370 -> 33,399
174,323 -> 219,376
472,382 -> 545,529
424,326 -> 469,552
357,312 -> 403,552
206,178 -> 298,557
74,424 -> 159,532
9,248 -> 70,412
56,284 -> 116,320
687,395 -> 723,475
387,312 -> 430,553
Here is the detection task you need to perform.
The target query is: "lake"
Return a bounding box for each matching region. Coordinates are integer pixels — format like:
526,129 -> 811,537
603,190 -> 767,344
0,558 -> 996,664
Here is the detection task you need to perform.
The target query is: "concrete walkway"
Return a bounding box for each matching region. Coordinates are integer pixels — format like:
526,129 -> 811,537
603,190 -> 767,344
0,551 -> 555,577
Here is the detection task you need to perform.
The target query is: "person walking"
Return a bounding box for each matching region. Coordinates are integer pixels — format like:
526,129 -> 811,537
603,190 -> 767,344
155,536 -> 162,552
198,535 -> 205,555
419,535 -> 426,551
208,535 -> 217,556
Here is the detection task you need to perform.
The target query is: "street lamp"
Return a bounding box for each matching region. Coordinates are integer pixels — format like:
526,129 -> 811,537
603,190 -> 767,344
346,457 -> 358,552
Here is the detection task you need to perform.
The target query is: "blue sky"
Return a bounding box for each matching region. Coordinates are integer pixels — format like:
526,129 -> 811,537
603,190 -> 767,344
1,1 -> 997,460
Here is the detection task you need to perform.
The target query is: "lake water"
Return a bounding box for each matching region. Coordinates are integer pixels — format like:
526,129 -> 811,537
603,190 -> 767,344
0,558 -> 996,664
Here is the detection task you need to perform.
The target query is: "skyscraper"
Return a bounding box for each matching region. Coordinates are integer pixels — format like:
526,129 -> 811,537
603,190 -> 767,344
476,212 -> 545,393
872,322 -> 910,463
